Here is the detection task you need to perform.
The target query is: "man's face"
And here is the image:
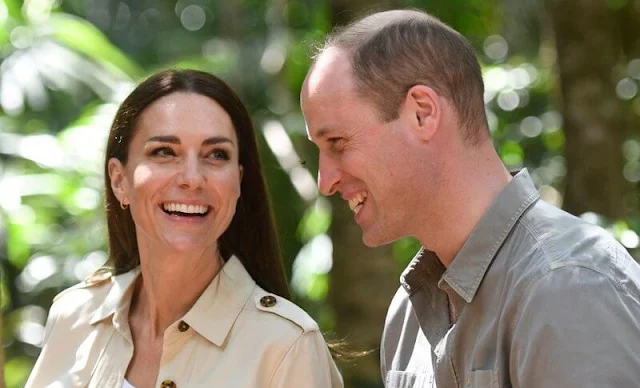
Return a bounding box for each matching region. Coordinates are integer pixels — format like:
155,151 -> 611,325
301,48 -> 423,247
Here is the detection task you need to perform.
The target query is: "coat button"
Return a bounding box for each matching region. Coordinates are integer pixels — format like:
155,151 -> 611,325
160,380 -> 176,388
177,321 -> 189,332
260,295 -> 277,307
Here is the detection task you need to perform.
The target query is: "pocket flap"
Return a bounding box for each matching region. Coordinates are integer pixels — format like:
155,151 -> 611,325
386,371 -> 432,388
467,369 -> 497,387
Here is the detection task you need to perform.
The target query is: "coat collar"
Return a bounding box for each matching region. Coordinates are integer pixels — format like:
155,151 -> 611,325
90,255 -> 255,347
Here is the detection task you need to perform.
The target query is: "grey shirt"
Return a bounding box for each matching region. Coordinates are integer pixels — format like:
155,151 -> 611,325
381,169 -> 640,388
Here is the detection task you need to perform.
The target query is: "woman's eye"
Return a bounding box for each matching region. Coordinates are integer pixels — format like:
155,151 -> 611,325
151,147 -> 176,157
209,149 -> 230,160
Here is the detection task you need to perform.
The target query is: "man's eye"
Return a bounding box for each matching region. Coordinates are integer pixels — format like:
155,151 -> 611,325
209,149 -> 230,160
328,137 -> 345,151
151,147 -> 175,157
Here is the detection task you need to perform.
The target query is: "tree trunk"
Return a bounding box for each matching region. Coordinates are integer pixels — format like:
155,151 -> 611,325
329,197 -> 398,386
0,311 -> 4,388
546,0 -> 637,218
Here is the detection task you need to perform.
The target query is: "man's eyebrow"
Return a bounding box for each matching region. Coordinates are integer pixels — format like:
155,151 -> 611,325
146,136 -> 235,146
314,127 -> 332,140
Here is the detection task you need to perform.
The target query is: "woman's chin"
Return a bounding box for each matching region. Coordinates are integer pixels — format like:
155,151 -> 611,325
157,236 -> 217,255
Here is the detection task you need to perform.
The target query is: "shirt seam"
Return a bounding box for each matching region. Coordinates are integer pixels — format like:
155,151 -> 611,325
521,219 -> 628,291
267,330 -> 307,386
512,225 -> 638,320
43,301 -> 60,345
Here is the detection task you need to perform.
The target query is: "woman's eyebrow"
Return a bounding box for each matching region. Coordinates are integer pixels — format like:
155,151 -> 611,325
146,136 -> 234,146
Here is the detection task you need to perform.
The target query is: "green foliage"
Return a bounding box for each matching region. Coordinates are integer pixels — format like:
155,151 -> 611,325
297,199 -> 332,242
4,356 -> 33,388
392,237 -> 422,269
1,1 -> 638,387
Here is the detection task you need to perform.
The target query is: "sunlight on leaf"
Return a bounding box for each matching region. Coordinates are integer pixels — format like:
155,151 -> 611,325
392,237 -> 422,268
4,356 -> 34,388
541,128 -> 565,151
297,198 -> 331,242
7,221 -> 31,267
47,13 -> 143,79
500,140 -> 524,167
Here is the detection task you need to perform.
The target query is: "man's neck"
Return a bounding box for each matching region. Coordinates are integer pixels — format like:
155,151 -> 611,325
417,141 -> 512,268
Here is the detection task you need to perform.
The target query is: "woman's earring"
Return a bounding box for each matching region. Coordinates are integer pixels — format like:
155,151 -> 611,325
120,200 -> 128,210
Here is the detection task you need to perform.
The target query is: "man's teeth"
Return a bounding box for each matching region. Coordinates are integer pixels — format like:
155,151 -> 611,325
163,203 -> 209,214
348,193 -> 367,214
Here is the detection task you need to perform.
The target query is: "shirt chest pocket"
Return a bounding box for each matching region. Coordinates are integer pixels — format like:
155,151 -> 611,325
385,371 -> 433,388
467,369 -> 498,388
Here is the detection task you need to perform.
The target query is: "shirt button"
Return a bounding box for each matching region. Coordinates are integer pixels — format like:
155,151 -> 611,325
260,295 -> 277,307
177,321 -> 189,332
160,380 -> 176,388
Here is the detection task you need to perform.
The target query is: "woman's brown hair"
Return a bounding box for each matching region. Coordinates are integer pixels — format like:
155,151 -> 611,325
103,69 -> 291,299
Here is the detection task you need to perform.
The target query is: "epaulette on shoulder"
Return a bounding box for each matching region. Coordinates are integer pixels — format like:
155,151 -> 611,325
52,269 -> 113,303
254,293 -> 319,332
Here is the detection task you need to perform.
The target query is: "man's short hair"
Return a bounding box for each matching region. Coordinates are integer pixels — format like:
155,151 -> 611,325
320,9 -> 488,144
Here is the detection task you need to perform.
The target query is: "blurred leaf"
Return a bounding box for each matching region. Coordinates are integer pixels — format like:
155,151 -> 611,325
47,13 -> 143,79
4,356 -> 33,388
297,199 -> 331,242
156,54 -> 237,75
306,273 -> 329,301
392,237 -> 421,269
0,276 -> 10,312
284,1 -> 309,28
7,221 -> 30,268
610,220 -> 630,239
2,0 -> 24,23
500,140 -> 525,166
542,129 -> 565,151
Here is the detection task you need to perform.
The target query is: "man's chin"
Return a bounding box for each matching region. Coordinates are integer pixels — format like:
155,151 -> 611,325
361,228 -> 404,248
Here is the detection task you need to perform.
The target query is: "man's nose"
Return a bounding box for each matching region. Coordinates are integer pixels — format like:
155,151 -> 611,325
317,153 -> 341,196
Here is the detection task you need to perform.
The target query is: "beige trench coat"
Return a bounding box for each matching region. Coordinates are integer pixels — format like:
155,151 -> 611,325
26,256 -> 343,388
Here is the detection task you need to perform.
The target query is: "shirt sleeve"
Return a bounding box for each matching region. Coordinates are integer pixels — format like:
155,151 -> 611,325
24,298 -> 61,387
269,331 -> 344,388
511,265 -> 640,388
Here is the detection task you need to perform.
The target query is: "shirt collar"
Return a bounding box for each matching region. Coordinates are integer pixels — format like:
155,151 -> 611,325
401,169 -> 540,303
90,255 -> 255,347
181,255 -> 255,346
90,268 -> 139,326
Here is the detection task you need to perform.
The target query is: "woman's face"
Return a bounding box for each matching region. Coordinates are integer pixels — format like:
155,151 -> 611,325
108,92 -> 242,256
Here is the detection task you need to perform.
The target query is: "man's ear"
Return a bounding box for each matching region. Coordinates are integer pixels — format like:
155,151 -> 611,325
404,85 -> 441,142
108,157 -> 128,205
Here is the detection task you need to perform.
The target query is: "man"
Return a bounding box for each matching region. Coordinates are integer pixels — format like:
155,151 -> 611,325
301,8 -> 640,388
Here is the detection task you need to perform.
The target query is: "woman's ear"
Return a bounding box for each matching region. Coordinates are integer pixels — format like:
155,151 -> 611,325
404,84 -> 441,142
108,157 -> 128,204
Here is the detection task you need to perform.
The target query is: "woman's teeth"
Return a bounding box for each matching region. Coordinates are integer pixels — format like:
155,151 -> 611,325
163,203 -> 209,214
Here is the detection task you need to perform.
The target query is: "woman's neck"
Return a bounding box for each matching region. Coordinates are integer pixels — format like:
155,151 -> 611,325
130,246 -> 223,338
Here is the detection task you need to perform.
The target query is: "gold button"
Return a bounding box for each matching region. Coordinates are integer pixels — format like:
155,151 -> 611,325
160,380 -> 176,388
260,295 -> 277,307
177,321 -> 189,332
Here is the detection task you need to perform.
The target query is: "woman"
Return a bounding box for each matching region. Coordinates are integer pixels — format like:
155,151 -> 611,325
26,70 -> 343,388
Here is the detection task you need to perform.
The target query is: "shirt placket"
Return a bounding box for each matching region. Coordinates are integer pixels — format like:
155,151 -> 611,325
155,320 -> 194,388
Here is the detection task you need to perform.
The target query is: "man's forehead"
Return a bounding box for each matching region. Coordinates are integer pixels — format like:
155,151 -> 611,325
302,48 -> 355,141
304,48 -> 352,97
